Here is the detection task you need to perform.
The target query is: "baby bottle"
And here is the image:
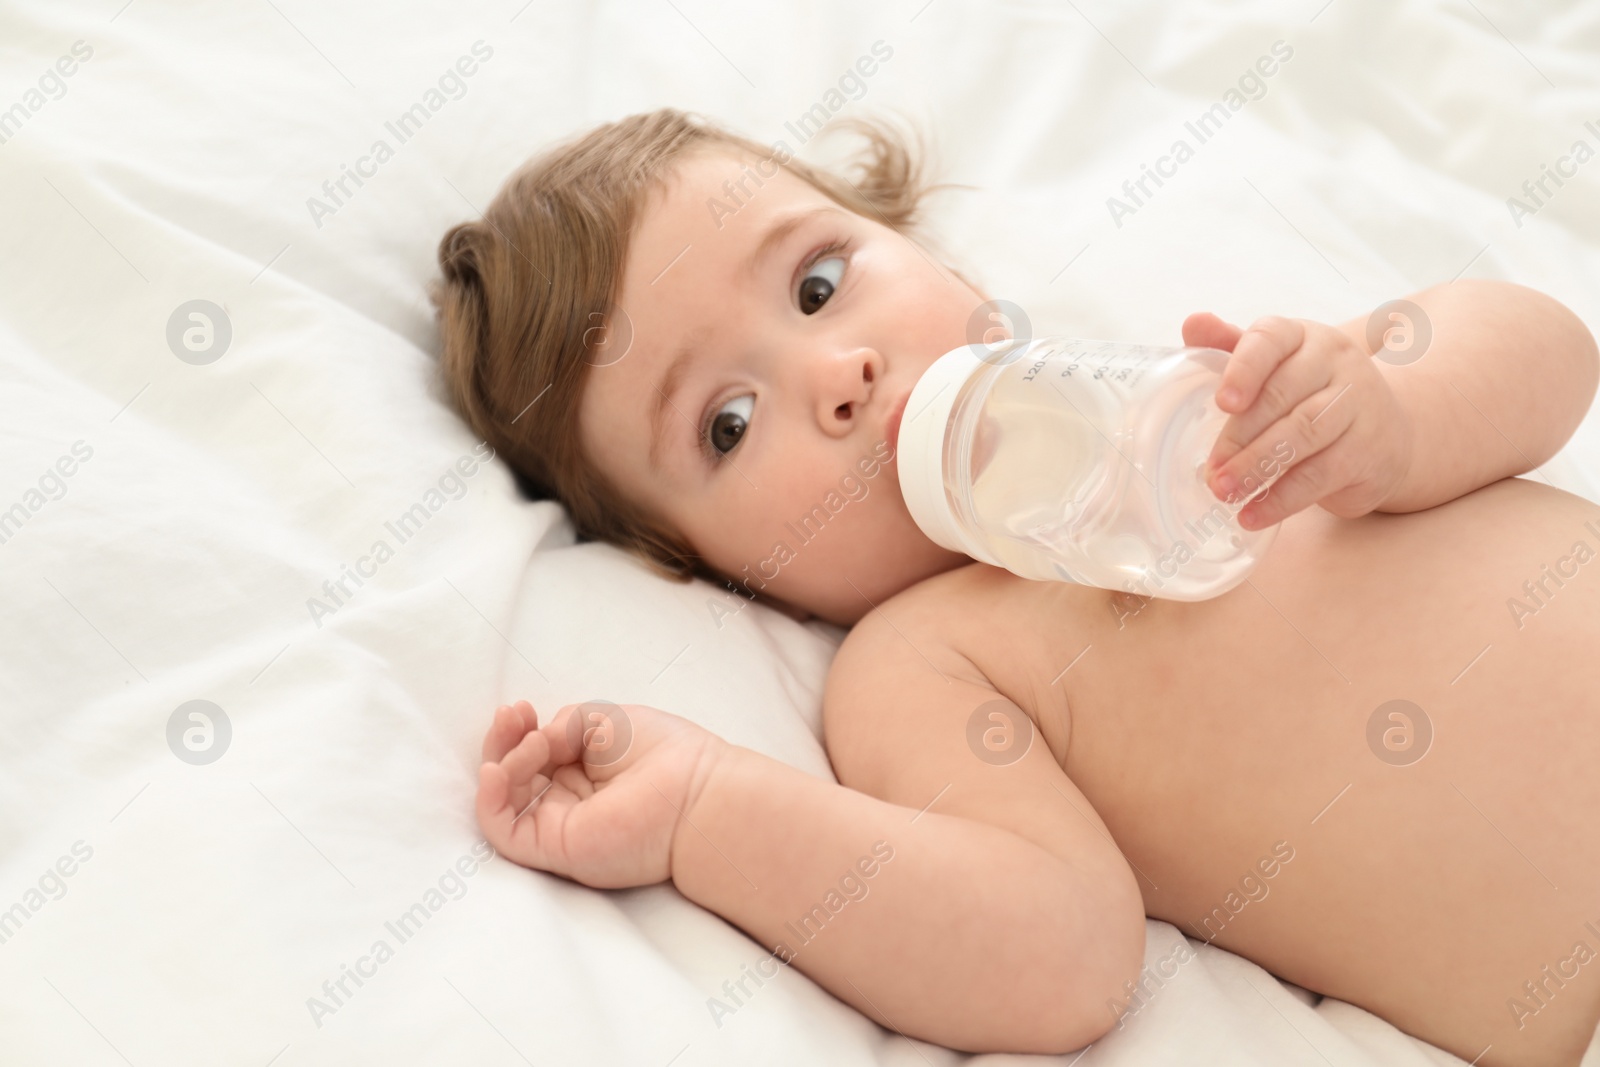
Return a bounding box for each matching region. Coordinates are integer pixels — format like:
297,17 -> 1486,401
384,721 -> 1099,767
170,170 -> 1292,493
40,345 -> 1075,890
895,336 -> 1281,601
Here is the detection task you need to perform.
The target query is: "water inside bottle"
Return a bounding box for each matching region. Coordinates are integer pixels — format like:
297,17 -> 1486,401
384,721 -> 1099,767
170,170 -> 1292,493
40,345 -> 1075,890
959,342 -> 1268,600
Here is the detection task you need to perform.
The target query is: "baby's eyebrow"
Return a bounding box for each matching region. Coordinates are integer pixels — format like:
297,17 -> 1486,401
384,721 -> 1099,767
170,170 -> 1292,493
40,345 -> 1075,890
743,204 -> 843,276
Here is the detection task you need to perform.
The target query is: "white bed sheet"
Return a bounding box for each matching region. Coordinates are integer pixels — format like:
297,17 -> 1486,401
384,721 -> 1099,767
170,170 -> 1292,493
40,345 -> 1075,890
2,1 -> 1598,1064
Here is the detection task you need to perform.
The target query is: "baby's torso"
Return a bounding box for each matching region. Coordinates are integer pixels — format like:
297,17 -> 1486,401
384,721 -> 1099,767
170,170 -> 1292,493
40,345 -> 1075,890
932,476 -> 1600,1066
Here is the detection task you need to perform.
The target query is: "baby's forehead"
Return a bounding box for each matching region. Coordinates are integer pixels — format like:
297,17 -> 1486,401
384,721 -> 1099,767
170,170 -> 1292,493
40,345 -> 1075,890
648,146 -> 834,225
619,152 -> 845,305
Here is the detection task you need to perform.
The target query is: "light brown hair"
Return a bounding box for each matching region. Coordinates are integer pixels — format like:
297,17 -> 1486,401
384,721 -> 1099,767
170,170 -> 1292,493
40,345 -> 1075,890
430,107 -> 964,591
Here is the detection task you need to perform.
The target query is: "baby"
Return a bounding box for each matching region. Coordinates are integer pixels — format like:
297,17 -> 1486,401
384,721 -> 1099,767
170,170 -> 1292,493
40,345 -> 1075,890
432,108 -> 1600,1066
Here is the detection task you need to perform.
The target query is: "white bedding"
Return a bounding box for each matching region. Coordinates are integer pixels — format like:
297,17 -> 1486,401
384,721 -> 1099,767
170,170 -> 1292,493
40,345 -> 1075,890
2,1 -> 1598,1064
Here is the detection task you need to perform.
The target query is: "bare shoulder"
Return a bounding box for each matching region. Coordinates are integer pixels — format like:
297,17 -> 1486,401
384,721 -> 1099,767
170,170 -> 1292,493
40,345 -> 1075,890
823,564 -> 1006,738
827,561 -> 1100,774
822,563 -> 997,780
822,562 -> 1141,919
829,561 -> 1027,677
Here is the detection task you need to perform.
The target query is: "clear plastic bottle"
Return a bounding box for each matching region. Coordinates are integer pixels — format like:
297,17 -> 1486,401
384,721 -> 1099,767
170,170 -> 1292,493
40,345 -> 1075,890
896,337 -> 1282,600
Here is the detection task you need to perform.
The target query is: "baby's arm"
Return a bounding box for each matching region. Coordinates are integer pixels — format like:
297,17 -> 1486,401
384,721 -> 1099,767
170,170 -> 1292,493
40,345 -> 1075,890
674,713 -> 1141,1054
1346,280 -> 1599,512
477,672 -> 1144,1053
1191,281 -> 1599,526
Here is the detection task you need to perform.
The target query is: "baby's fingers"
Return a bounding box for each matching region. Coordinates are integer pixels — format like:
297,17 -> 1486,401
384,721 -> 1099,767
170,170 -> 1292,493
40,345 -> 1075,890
551,762 -> 597,801
1214,317 -> 1304,414
499,724 -> 554,791
1218,383 -> 1356,526
476,761 -> 557,870
1236,434 -> 1360,529
1182,311 -> 1244,354
481,700 -> 539,764
1206,351 -> 1338,491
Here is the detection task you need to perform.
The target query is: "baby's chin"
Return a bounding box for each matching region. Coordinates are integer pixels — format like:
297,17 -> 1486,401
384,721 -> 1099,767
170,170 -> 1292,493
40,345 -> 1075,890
702,493 -> 969,623
763,535 -> 972,625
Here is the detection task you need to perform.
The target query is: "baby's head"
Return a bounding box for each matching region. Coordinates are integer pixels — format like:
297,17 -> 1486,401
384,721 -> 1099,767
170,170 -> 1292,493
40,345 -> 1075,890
432,108 -> 990,627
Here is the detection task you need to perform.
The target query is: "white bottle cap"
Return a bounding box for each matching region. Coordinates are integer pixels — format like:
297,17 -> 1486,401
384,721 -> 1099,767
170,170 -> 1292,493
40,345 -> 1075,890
895,343 -> 1009,566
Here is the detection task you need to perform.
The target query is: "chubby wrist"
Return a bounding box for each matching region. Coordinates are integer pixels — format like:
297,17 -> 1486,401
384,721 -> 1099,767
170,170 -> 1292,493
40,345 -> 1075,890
667,734 -> 743,885
1366,374 -> 1426,514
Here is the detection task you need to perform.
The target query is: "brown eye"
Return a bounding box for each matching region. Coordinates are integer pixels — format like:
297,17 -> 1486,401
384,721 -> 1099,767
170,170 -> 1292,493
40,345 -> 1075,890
705,394 -> 754,457
797,255 -> 845,315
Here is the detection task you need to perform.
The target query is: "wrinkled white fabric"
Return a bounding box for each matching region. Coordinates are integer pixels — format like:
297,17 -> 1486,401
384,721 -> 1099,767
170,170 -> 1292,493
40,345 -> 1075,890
2,1 -> 1597,1064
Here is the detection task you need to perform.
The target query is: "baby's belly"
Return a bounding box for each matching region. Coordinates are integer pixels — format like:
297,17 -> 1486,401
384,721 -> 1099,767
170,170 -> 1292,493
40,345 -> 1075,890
964,476 -> 1600,1066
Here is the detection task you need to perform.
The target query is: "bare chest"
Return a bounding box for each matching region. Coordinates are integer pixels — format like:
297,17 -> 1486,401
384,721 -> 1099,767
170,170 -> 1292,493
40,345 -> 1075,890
948,479 -> 1600,1061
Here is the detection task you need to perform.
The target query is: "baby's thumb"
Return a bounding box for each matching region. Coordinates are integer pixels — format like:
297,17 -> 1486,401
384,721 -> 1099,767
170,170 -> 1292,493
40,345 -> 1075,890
1183,311 -> 1243,353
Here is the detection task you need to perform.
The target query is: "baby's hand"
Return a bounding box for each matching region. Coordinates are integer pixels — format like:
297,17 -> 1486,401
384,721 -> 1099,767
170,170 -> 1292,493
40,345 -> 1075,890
1183,312 -> 1414,528
476,699 -> 728,889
